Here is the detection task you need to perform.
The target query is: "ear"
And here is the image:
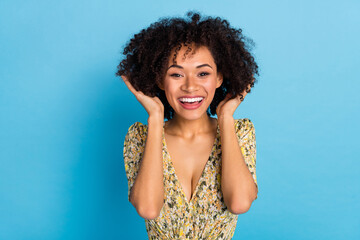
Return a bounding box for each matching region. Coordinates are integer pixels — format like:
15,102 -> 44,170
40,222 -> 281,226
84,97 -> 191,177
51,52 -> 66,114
157,80 -> 164,91
216,73 -> 223,88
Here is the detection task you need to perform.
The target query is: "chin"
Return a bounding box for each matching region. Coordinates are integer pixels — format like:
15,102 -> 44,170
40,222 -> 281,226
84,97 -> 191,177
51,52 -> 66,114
173,108 -> 210,121
170,98 -> 213,121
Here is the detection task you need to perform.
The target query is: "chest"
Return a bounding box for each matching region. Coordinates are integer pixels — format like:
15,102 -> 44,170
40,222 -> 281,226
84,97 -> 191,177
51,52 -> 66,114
164,133 -> 217,202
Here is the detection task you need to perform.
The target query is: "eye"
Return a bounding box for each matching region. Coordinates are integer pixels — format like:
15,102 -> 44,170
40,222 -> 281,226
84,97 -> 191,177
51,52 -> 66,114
170,73 -> 182,78
199,72 -> 210,77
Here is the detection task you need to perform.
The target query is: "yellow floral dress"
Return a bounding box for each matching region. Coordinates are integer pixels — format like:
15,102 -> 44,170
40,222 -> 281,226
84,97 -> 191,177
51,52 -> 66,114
123,118 -> 258,239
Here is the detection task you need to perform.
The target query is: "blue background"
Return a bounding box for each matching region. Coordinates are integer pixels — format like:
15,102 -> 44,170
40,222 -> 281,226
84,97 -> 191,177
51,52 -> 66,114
1,0 -> 359,239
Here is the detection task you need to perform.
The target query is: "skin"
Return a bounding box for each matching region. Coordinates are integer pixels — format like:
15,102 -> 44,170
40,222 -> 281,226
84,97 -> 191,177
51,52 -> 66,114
159,45 -> 223,204
122,44 -> 257,219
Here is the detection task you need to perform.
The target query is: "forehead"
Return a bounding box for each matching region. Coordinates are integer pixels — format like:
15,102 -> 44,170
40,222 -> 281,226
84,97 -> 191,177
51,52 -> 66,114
168,45 -> 215,66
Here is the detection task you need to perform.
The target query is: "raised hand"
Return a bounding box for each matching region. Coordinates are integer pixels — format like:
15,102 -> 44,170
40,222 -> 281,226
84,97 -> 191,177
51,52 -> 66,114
122,76 -> 164,120
216,84 -> 250,118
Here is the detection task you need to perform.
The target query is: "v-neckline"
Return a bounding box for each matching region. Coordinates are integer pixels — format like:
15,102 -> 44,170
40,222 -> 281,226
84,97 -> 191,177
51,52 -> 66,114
162,121 -> 220,205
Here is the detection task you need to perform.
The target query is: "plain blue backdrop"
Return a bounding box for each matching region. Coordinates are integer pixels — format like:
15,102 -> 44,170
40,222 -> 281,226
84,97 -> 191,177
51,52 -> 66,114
1,0 -> 359,239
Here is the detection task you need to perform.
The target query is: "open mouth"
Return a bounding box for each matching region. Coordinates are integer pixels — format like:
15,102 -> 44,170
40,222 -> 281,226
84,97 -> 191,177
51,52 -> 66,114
178,97 -> 204,104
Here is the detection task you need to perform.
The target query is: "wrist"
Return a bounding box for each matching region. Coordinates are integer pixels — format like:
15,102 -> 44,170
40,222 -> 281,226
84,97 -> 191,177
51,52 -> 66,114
147,115 -> 164,126
217,114 -> 234,125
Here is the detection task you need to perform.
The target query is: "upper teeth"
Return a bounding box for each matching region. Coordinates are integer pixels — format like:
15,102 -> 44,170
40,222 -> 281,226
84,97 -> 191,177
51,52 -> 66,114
179,97 -> 204,103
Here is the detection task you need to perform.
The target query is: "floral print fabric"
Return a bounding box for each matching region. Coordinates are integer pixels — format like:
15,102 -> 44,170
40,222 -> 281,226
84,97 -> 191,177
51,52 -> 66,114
123,118 -> 257,239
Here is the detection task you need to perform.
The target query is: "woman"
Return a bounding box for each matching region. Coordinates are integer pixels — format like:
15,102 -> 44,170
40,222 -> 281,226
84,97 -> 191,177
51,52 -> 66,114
117,11 -> 259,239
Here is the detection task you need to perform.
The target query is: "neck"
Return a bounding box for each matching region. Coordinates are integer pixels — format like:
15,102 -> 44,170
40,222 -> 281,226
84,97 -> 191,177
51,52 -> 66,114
165,113 -> 217,138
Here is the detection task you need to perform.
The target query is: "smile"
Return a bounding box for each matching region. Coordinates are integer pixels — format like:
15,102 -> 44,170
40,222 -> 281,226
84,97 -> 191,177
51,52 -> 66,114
178,97 -> 204,110
179,97 -> 204,103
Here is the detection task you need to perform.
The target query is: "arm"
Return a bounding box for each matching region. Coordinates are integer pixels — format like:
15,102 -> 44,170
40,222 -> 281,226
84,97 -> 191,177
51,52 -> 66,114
129,117 -> 164,220
219,116 -> 258,214
121,76 -> 165,220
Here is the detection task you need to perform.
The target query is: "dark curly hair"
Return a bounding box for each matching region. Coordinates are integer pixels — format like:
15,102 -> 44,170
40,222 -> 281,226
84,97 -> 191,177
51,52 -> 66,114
116,11 -> 259,120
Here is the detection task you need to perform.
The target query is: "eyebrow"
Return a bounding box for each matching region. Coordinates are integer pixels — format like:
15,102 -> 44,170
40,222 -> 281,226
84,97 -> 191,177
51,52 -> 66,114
167,64 -> 213,70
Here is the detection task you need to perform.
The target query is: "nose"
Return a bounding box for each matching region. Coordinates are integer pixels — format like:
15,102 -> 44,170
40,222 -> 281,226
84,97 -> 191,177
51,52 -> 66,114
180,75 -> 199,93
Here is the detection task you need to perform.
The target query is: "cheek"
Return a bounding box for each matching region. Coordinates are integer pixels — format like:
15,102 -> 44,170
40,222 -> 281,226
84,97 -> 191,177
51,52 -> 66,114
163,84 -> 178,104
204,80 -> 218,96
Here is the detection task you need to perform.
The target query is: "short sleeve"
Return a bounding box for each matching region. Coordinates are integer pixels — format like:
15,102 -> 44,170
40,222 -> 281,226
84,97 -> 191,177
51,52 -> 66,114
123,122 -> 147,202
235,118 -> 258,199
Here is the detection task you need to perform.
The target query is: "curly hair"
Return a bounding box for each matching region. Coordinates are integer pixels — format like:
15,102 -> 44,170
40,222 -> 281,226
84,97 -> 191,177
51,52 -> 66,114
116,11 -> 259,120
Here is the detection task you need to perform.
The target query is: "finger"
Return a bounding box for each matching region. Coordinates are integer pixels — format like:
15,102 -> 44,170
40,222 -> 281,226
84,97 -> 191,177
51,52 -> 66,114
218,99 -> 227,108
219,94 -> 230,105
152,96 -> 163,105
220,93 -> 231,104
122,76 -> 139,96
152,97 -> 165,111
122,78 -> 149,100
216,95 -> 229,114
121,75 -> 128,81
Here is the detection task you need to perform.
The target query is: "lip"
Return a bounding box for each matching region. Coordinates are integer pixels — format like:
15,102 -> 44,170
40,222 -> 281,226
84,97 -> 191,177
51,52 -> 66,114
178,96 -> 205,110
178,95 -> 204,98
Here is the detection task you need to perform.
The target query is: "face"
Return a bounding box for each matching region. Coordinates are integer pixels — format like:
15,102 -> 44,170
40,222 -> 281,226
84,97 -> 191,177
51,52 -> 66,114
159,45 -> 223,121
